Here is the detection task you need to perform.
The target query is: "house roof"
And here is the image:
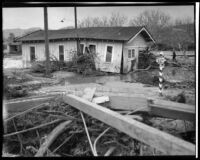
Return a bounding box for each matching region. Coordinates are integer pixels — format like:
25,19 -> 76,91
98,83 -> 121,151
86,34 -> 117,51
16,26 -> 155,42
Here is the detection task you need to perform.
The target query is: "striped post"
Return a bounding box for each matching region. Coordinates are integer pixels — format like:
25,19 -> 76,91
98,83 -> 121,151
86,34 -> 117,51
156,52 -> 166,96
159,63 -> 164,96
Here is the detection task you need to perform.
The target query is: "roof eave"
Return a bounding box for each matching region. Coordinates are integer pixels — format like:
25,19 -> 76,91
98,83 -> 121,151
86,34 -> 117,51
127,27 -> 156,44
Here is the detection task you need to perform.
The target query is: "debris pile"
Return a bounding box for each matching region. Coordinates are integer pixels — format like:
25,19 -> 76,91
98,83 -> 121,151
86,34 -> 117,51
3,97 -> 159,156
3,93 -> 195,157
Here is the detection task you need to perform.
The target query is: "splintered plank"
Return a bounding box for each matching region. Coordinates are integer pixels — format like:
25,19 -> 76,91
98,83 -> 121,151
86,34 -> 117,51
63,94 -> 195,155
148,99 -> 195,122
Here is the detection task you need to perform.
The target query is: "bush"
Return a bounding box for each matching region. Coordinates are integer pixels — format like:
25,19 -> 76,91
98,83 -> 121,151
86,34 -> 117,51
138,50 -> 158,69
63,50 -> 98,76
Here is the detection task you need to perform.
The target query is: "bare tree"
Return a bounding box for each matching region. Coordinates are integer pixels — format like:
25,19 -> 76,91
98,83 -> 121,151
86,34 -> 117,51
109,12 -> 128,26
78,12 -> 128,28
129,9 -> 171,41
174,17 -> 194,26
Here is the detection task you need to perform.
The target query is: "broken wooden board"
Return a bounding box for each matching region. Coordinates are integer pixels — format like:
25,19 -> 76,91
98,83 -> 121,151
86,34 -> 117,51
92,96 -> 109,104
63,94 -> 195,155
82,87 -> 96,102
4,94 -> 59,114
148,99 -> 195,122
108,95 -> 148,110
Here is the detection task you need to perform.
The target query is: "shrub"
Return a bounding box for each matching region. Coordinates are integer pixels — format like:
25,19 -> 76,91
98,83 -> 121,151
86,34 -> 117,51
138,50 -> 158,69
63,50 -> 99,76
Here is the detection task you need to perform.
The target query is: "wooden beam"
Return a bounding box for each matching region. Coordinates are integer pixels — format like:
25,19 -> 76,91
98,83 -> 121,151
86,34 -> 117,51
108,96 -> 195,121
148,99 -> 195,122
63,94 -> 195,155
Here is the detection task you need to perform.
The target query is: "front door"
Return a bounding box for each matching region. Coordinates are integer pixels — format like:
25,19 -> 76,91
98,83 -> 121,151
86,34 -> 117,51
127,48 -> 137,72
30,46 -> 35,62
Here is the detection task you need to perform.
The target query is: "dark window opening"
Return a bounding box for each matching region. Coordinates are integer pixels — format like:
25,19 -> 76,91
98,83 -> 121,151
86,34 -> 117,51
85,46 -> 89,54
89,45 -> 96,54
30,46 -> 35,62
132,49 -> 135,57
105,46 -> 113,62
80,44 -> 84,55
3,45 -> 7,50
59,45 -> 64,61
128,50 -> 131,58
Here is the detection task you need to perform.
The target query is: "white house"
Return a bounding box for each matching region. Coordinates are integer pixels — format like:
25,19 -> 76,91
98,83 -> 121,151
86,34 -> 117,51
17,26 -> 155,73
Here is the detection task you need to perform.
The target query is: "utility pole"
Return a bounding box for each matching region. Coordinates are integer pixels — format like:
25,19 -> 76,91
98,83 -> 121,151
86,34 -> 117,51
74,6 -> 80,55
44,7 -> 50,76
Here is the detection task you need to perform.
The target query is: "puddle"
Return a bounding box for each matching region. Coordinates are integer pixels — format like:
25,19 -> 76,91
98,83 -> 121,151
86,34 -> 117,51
59,70 -> 156,86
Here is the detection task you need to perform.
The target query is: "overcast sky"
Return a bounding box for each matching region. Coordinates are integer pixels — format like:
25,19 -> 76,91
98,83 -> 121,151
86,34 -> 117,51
3,5 -> 194,30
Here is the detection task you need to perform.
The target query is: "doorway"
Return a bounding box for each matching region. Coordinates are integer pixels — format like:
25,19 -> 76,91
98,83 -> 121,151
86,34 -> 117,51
120,51 -> 124,74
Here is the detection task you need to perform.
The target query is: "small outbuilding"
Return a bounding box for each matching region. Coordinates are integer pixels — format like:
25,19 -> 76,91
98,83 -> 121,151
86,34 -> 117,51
17,26 -> 155,73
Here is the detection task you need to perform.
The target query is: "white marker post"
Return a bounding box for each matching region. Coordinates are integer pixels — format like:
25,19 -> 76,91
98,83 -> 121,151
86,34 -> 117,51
156,52 -> 166,96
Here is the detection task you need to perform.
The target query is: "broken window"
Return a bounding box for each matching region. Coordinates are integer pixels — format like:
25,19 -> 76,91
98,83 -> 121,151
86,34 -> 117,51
30,46 -> 35,62
89,44 -> 96,54
105,46 -> 113,62
59,45 -> 64,61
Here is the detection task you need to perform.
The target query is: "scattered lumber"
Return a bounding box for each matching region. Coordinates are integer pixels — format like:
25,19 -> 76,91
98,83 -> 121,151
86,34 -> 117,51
107,96 -> 195,122
35,120 -> 72,157
63,94 -> 195,155
148,98 -> 195,122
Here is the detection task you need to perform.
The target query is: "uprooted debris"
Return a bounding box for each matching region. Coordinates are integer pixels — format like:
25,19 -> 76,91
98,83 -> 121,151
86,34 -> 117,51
3,93 -> 195,157
3,97 -> 154,156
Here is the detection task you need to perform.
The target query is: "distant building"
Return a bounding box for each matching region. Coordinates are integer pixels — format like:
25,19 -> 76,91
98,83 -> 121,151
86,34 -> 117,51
3,33 -> 22,55
16,27 -> 155,73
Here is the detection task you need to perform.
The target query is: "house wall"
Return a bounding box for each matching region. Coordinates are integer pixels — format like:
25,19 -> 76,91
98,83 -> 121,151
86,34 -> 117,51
123,34 -> 148,73
22,40 -> 123,73
79,40 -> 123,73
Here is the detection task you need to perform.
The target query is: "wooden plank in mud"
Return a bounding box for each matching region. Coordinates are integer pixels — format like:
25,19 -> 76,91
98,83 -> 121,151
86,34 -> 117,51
148,99 -> 195,122
63,94 -> 195,155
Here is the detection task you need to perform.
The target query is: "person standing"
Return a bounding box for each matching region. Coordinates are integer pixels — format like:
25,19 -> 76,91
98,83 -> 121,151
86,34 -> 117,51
172,49 -> 176,62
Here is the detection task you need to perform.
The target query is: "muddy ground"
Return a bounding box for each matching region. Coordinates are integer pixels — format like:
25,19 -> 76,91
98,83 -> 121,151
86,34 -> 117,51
3,55 -> 196,156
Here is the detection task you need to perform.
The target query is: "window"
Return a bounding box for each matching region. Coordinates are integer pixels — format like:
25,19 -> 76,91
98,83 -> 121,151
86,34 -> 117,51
132,49 -> 135,57
85,46 -> 89,54
30,46 -> 35,62
105,46 -> 113,62
3,44 -> 7,50
128,49 -> 135,58
89,44 -> 96,54
59,45 -> 64,61
128,50 -> 132,58
80,44 -> 84,54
